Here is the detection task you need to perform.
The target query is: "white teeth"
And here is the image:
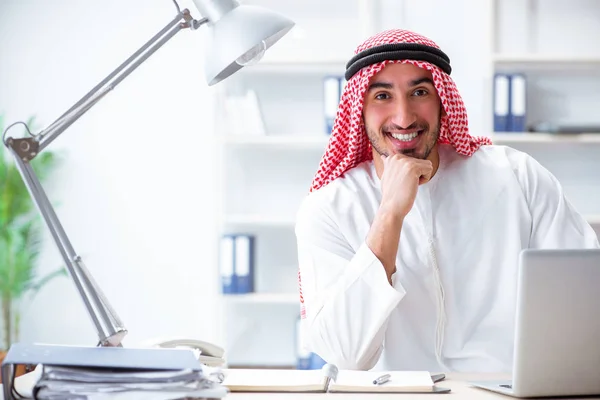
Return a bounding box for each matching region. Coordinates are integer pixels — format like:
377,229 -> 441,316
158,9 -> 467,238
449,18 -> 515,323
391,132 -> 419,141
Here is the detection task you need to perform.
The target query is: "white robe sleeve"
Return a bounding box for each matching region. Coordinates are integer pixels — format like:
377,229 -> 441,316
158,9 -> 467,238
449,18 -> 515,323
295,193 -> 404,371
510,150 -> 600,248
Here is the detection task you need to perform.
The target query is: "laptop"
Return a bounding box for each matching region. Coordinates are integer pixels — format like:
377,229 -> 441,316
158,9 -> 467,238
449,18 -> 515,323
470,248 -> 600,398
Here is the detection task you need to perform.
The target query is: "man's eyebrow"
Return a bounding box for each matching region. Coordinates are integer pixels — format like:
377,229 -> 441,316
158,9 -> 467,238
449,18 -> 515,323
367,77 -> 434,91
367,82 -> 393,91
410,77 -> 434,87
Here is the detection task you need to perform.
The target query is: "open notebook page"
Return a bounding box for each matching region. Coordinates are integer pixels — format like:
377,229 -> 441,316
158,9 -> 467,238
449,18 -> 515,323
222,369 -> 327,392
329,370 -> 434,393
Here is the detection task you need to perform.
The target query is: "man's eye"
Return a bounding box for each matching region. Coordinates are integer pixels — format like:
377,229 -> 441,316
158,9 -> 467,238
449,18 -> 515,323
413,89 -> 428,97
375,93 -> 390,100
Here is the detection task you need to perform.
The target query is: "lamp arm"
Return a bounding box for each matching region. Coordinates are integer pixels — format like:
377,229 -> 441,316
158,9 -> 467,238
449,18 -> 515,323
2,9 -> 209,347
37,9 -> 208,153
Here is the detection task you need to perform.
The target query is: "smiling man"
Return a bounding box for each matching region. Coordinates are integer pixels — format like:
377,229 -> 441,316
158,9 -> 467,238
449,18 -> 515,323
295,29 -> 599,373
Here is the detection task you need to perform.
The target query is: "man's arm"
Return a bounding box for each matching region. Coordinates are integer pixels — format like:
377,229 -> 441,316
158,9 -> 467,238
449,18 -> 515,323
366,154 -> 434,283
296,154 -> 435,370
295,197 -> 404,370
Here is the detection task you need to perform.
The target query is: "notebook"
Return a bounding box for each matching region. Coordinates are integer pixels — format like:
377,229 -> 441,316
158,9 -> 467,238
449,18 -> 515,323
221,364 -> 450,393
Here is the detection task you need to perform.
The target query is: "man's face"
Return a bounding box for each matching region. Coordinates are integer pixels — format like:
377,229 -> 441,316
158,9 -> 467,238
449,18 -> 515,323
363,63 -> 442,161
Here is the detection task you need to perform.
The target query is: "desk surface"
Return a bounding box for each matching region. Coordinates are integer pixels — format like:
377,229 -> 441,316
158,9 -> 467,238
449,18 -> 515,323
227,373 -> 600,400
2,372 -> 599,399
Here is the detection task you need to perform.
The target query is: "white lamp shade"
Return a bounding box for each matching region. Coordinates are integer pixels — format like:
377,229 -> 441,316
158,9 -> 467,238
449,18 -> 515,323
202,4 -> 295,85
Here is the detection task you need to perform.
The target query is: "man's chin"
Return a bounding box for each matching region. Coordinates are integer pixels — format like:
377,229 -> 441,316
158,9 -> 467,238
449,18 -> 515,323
397,149 -> 425,160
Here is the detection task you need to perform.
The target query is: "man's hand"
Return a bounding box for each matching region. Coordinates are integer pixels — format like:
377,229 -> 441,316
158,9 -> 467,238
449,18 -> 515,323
366,153 -> 434,284
379,153 -> 434,220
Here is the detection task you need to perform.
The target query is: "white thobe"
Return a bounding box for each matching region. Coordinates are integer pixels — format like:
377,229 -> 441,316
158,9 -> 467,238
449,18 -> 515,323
295,143 -> 599,373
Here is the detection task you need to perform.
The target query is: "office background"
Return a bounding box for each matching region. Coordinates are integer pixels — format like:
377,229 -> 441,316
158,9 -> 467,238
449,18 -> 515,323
1,0 -> 599,368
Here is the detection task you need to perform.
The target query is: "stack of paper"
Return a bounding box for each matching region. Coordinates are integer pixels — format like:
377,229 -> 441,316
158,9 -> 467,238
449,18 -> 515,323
33,366 -> 227,400
1,343 -> 228,400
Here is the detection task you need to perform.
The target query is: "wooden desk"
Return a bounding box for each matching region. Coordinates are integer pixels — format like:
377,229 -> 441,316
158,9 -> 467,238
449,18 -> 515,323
2,372 -> 599,399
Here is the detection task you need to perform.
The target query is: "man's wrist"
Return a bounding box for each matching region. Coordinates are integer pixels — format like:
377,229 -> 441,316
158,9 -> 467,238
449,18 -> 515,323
377,202 -> 406,225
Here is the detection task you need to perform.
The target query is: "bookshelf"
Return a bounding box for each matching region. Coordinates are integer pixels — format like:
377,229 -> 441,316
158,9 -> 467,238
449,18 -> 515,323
215,0 -> 600,368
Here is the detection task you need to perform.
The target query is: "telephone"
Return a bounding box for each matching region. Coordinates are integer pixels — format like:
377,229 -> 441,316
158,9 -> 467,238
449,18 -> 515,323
143,337 -> 226,367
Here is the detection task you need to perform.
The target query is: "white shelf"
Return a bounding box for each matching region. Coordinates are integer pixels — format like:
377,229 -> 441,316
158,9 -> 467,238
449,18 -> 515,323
221,135 -> 329,150
222,133 -> 600,148
223,292 -> 299,305
493,54 -> 600,63
492,54 -> 600,72
492,133 -> 600,144
238,60 -> 347,76
225,213 -> 600,227
225,214 -> 296,227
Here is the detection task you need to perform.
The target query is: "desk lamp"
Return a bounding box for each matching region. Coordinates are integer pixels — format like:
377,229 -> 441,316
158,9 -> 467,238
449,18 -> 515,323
1,0 -> 294,348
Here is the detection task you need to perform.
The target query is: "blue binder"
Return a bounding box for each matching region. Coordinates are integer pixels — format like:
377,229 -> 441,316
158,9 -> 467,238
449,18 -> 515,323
234,235 -> 254,294
508,73 -> 527,132
493,73 -> 511,132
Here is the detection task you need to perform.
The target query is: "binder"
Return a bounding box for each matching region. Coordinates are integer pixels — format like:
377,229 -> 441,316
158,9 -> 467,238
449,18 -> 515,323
219,235 -> 236,294
493,73 -> 511,132
508,73 -> 527,132
323,76 -> 341,135
234,235 -> 254,294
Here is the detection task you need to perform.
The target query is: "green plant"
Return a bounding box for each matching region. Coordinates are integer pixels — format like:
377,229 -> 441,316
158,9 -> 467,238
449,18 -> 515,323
0,114 -> 66,351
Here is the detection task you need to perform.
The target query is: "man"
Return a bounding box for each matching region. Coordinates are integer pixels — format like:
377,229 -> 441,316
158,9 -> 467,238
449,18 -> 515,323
294,29 -> 599,373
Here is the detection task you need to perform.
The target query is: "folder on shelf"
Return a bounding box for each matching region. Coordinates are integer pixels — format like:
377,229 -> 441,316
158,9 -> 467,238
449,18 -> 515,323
221,364 -> 450,393
220,234 -> 236,294
508,73 -> 527,132
493,73 -> 511,132
234,235 -> 255,294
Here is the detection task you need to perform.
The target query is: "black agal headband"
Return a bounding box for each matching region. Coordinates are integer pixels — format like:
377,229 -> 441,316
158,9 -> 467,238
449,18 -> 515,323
344,43 -> 452,81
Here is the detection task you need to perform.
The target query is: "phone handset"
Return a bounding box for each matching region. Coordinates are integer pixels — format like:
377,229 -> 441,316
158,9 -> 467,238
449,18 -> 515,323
143,337 -> 226,367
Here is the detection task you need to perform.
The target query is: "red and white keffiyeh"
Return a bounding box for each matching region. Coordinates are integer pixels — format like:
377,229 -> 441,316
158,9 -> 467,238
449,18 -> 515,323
309,29 -> 493,192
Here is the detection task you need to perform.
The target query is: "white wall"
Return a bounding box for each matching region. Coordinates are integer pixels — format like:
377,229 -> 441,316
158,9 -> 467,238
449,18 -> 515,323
0,0 -> 223,348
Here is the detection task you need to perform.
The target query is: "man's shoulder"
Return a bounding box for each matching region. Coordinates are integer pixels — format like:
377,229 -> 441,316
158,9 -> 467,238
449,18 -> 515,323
468,143 -> 533,170
464,143 -> 553,188
308,160 -> 377,201
296,160 -> 376,225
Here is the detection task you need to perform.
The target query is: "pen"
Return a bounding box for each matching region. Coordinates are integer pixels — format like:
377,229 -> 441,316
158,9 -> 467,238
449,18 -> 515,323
372,373 -> 391,385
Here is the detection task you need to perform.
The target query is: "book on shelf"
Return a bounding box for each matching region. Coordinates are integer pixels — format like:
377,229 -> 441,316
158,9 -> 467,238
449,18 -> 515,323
221,363 -> 450,393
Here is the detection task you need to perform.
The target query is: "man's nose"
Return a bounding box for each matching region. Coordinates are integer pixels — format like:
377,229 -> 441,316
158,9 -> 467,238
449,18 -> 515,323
390,98 -> 417,129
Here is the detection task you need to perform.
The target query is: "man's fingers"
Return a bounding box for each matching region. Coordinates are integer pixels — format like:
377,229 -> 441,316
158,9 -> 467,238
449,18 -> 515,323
415,162 -> 434,184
